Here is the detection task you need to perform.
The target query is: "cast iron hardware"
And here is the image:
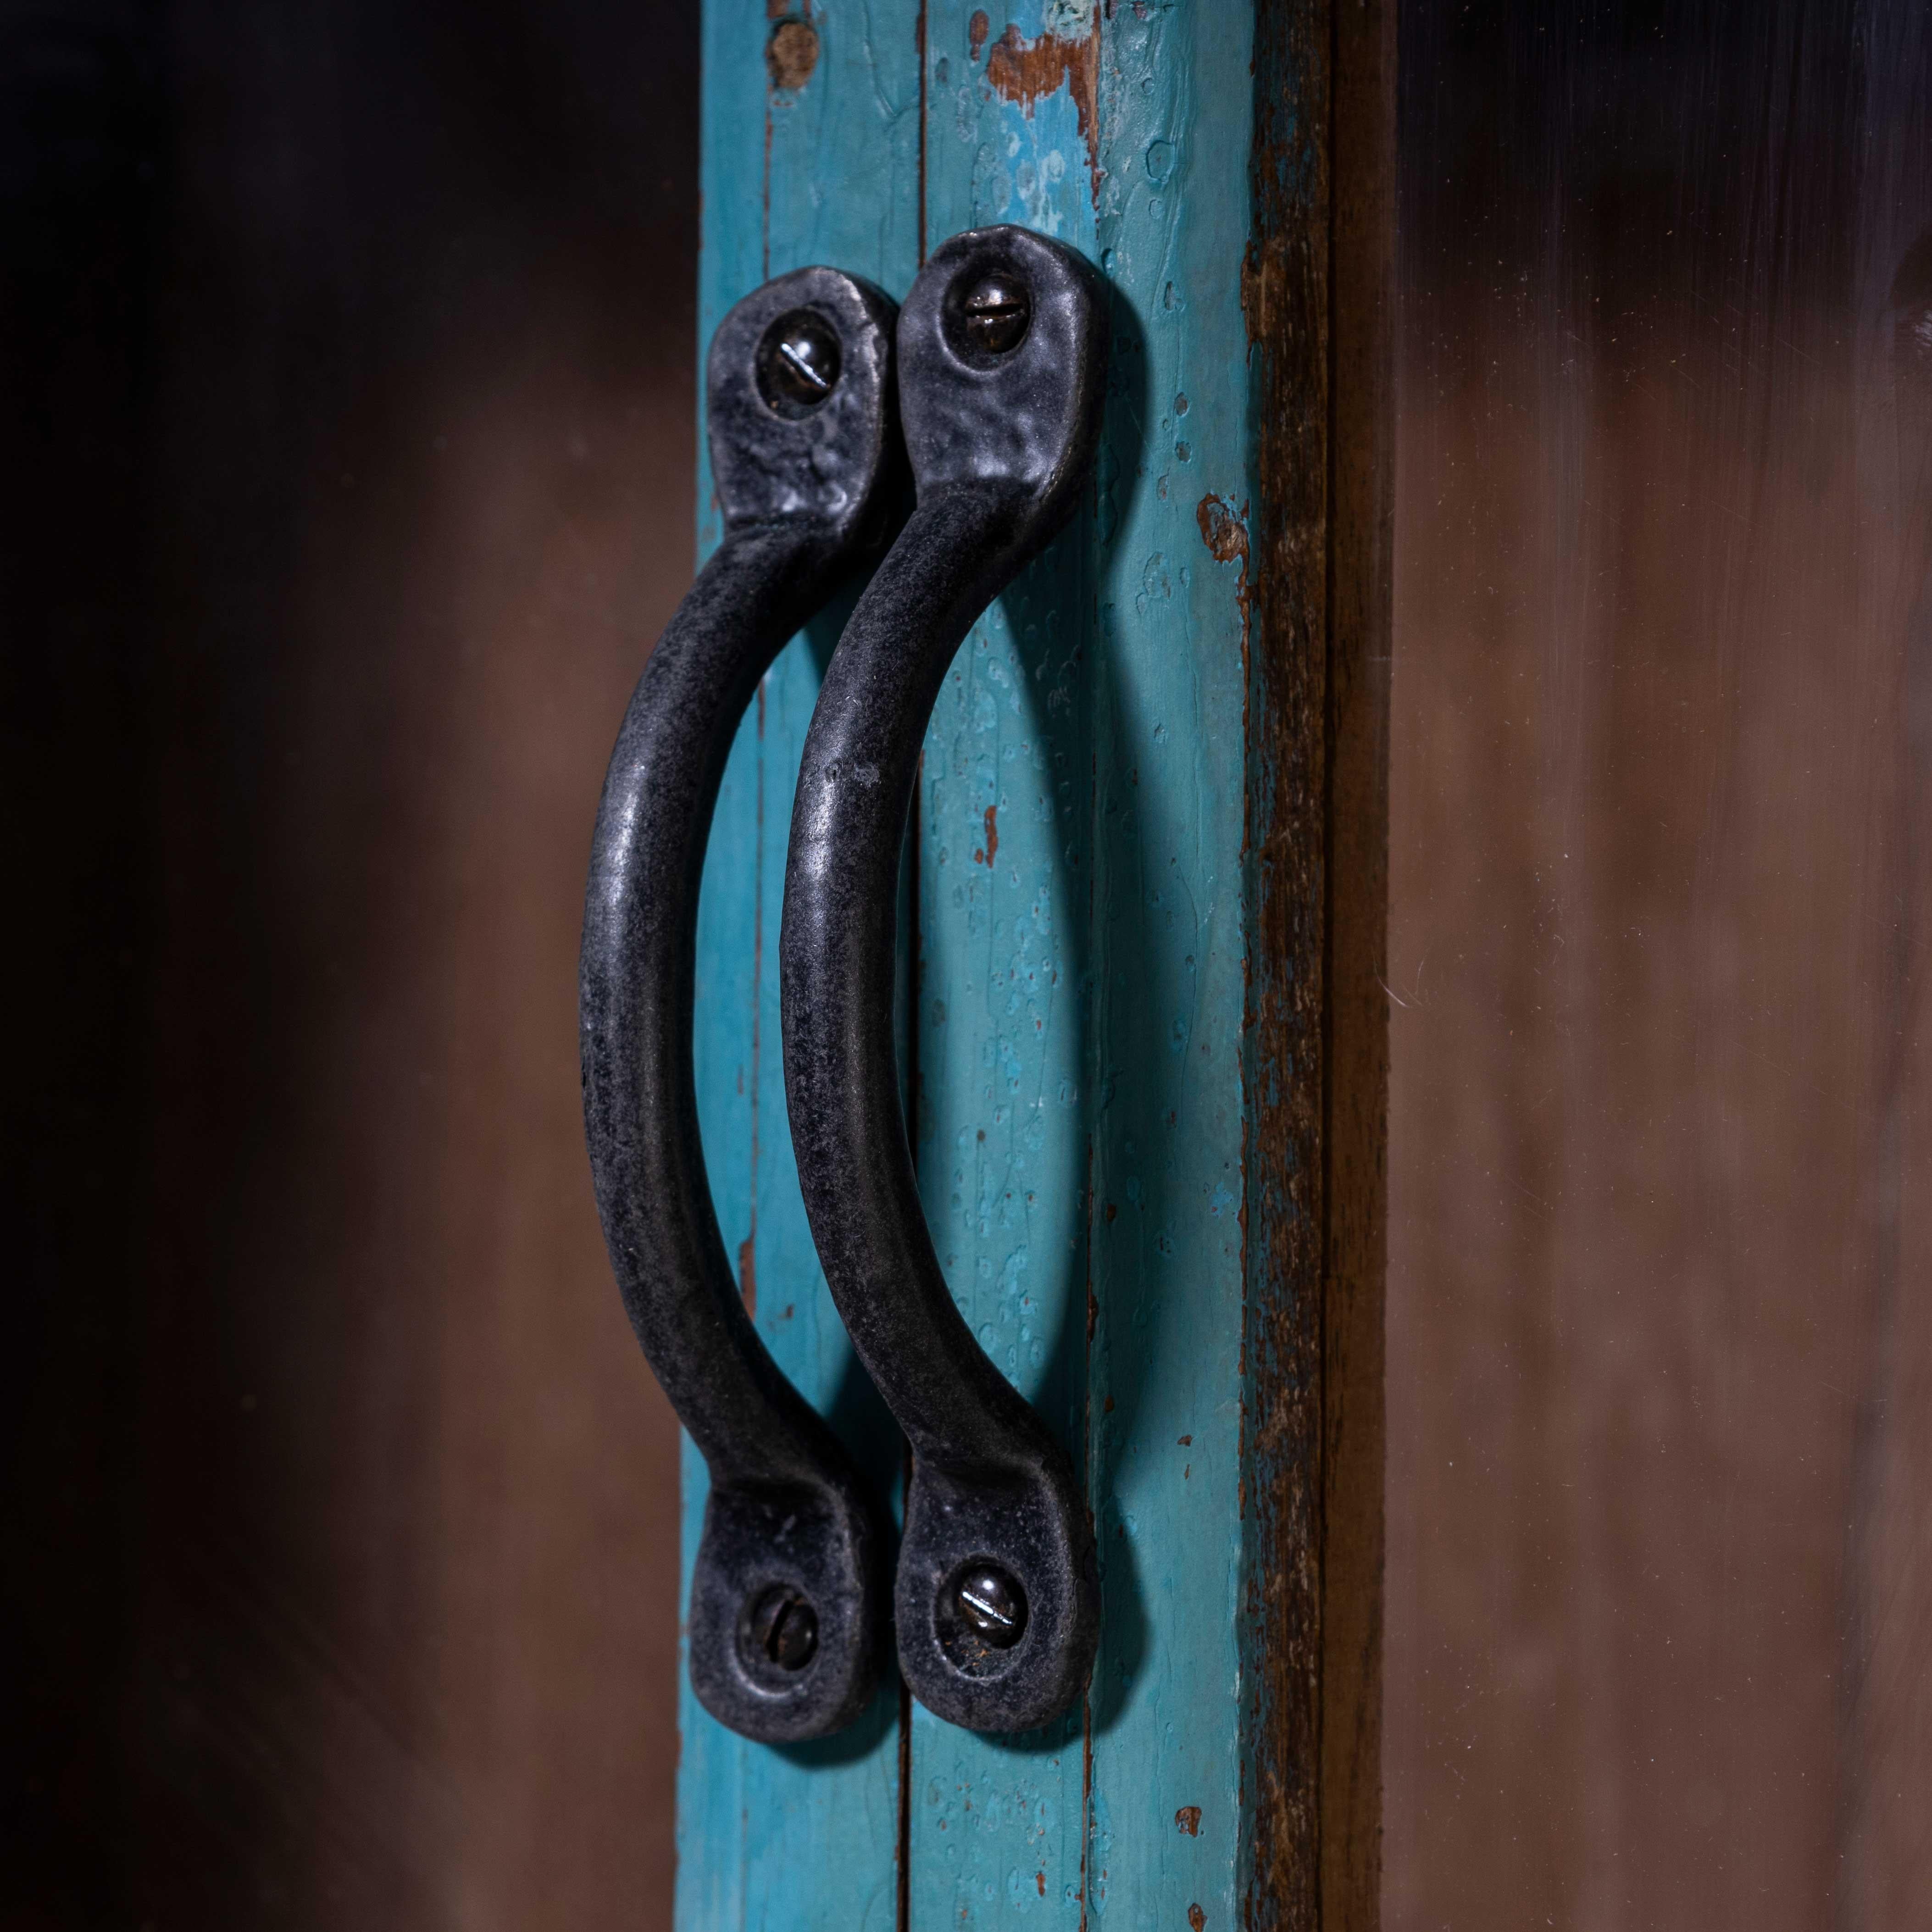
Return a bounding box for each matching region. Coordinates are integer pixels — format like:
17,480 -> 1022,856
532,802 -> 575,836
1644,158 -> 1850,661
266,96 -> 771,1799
781,226 -> 1108,1733
580,265 -> 901,1744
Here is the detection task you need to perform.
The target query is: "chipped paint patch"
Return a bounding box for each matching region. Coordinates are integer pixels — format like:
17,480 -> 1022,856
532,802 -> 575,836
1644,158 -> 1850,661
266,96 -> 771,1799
1195,492 -> 1249,568
985,20 -> 1099,167
1197,492 -> 1253,666
766,16 -> 819,89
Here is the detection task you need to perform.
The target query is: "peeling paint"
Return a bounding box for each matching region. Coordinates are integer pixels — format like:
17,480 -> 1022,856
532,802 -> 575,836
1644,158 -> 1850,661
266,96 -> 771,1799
766,16 -> 819,89
1197,492 -> 1253,678
1195,492 -> 1249,568
985,20 -> 1098,168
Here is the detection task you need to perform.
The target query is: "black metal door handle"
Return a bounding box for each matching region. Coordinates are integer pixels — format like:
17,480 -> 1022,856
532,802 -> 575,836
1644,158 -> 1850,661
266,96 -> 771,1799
780,227 -> 1108,1733
580,267 -> 900,1743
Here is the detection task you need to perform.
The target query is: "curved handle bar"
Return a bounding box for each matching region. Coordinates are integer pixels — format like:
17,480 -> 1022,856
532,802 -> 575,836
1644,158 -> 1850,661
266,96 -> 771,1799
781,227 -> 1108,1732
580,266 -> 900,1743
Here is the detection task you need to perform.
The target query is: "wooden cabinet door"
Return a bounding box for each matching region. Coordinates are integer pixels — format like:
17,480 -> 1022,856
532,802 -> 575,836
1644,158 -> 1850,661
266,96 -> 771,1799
679,2 -> 1389,1924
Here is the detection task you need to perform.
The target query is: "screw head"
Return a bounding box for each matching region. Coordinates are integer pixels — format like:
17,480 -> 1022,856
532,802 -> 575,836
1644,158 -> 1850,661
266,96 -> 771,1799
951,1563 -> 1027,1648
750,1587 -> 820,1671
757,309 -> 843,418
961,273 -> 1031,356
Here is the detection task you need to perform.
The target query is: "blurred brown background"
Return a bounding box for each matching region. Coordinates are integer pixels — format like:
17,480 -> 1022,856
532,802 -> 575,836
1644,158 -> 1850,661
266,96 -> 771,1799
11,0 -> 1932,1927
1386,5 -> 1932,1928
3,0 -> 696,1924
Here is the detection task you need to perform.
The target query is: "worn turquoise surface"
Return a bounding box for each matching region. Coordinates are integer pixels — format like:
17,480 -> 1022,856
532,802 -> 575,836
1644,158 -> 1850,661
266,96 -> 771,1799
687,3 -> 1260,1925
681,5 -> 919,1928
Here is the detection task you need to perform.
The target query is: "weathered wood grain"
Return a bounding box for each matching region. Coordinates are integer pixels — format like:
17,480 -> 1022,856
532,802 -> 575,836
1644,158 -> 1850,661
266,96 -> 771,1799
1321,6 -> 1394,1932
1238,0 -> 1331,1921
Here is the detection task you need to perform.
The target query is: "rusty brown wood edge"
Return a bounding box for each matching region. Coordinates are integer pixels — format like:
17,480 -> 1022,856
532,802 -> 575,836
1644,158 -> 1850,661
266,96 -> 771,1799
1240,1 -> 1393,1927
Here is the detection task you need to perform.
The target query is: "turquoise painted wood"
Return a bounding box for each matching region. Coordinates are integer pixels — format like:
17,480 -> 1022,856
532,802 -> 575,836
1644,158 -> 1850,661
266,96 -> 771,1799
681,6 -> 919,1927
687,3 -> 1269,1925
913,6 -> 1256,1926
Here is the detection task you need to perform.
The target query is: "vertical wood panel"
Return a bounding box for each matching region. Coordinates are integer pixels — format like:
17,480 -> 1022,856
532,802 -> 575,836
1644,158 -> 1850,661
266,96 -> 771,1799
689,2 -> 1388,1924
910,5 -> 1098,1918
906,2 -> 1385,1926
682,5 -> 919,1926
1080,8 -> 1260,1930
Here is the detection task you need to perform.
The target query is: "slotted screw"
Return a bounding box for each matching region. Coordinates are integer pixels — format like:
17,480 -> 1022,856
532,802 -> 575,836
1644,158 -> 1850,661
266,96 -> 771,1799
753,1588 -> 820,1670
758,310 -> 842,416
962,274 -> 1031,355
952,1563 -> 1027,1648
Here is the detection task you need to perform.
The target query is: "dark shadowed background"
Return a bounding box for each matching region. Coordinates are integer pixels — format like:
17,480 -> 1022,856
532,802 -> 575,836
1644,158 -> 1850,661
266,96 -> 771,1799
3,0 -> 696,1924
8,0 -> 1932,1928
